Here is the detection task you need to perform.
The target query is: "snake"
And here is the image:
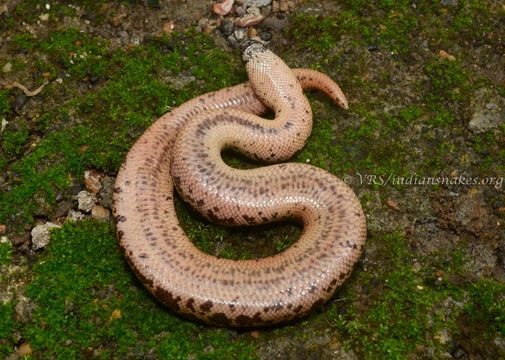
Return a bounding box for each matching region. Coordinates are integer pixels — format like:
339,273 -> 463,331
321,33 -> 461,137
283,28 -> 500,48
113,40 -> 366,327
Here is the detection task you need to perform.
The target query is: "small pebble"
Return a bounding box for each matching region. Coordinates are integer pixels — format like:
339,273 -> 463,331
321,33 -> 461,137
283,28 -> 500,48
247,27 -> 258,38
2,62 -> 12,73
91,205 -> 110,221
130,36 -> 141,46
260,5 -> 271,16
163,20 -> 175,34
0,224 -> 5,235
243,0 -> 272,6
438,49 -> 456,61
11,232 -> 30,247
367,44 -> 379,51
279,1 -> 289,12
76,190 -> 96,212
235,5 -> 246,16
99,175 -> 115,209
31,222 -> 61,250
39,13 -> 49,21
1,119 -> 8,134
84,169 -> 103,193
213,0 -> 234,15
110,309 -> 122,320
236,14 -> 264,27
198,18 -> 218,34
219,19 -> 234,36
272,0 -> 279,12
67,209 -> 86,222
259,30 -> 272,41
16,343 -> 32,356
246,6 -> 261,16
386,199 -> 401,211
228,29 -> 248,48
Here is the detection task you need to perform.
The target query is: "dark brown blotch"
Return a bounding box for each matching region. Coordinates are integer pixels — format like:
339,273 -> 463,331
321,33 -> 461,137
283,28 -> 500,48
208,312 -> 233,326
115,215 -> 127,223
309,298 -> 325,312
154,288 -> 181,312
242,214 -> 256,224
186,298 -> 196,312
200,300 -> 214,313
293,305 -> 303,313
207,209 -> 221,223
235,312 -> 263,326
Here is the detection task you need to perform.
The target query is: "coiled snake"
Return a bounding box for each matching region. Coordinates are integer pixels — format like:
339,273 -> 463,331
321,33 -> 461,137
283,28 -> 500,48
113,41 -> 366,327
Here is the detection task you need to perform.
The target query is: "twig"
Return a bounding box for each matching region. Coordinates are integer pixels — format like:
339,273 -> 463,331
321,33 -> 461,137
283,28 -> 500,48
1,80 -> 49,97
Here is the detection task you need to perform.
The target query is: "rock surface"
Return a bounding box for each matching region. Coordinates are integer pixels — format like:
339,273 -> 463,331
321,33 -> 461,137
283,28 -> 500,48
76,191 -> 96,212
84,169 -> 104,193
31,222 -> 61,250
469,89 -> 505,133
91,205 -> 111,221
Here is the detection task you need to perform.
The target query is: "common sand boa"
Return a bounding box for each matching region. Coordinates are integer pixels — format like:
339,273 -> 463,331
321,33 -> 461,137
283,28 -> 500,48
113,41 -> 366,327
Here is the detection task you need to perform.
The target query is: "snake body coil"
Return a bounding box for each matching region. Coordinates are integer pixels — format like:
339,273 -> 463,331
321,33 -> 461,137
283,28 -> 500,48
113,41 -> 366,327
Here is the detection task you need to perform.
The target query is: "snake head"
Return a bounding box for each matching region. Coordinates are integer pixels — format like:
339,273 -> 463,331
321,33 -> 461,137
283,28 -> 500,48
241,40 -> 268,64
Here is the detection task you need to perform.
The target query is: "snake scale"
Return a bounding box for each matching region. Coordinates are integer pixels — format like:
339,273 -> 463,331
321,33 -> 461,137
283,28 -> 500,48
113,41 -> 366,327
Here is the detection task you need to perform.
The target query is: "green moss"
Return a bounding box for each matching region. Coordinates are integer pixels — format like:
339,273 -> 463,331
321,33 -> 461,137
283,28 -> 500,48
0,302 -> 15,356
0,30 -> 244,229
427,106 -> 456,127
451,0 -> 492,37
175,194 -> 301,260
384,106 -> 424,131
21,220 -> 255,359
330,232 -> 464,358
1,119 -> 30,157
325,228 -> 505,359
290,14 -> 340,52
9,33 -> 37,52
8,0 -> 77,25
0,242 -> 12,266
425,58 -> 471,103
465,280 -> 505,337
0,90 -> 10,116
38,29 -> 109,80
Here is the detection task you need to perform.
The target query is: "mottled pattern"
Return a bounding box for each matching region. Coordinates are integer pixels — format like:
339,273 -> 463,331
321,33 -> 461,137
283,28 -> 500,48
113,41 -> 366,327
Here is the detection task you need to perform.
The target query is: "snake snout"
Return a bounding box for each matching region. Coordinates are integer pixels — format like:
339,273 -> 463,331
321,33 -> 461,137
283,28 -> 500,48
241,40 -> 267,63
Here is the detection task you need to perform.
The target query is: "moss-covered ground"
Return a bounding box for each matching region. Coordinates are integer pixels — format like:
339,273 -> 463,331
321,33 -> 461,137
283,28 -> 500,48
0,0 -> 504,359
